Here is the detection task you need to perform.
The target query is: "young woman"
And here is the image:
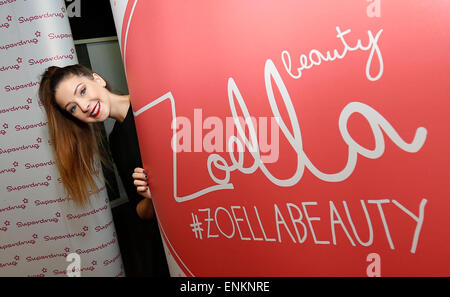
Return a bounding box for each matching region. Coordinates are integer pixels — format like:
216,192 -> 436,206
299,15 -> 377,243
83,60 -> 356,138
38,64 -> 153,219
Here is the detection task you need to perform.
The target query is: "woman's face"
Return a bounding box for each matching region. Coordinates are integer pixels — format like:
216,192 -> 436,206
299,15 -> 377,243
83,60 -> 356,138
54,73 -> 111,123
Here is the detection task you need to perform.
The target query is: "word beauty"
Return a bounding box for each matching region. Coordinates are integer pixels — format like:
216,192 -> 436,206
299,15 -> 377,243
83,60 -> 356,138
135,61 -> 427,203
281,26 -> 384,81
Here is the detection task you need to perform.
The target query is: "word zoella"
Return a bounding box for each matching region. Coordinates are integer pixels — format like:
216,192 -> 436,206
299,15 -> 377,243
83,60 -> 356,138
134,26 -> 427,203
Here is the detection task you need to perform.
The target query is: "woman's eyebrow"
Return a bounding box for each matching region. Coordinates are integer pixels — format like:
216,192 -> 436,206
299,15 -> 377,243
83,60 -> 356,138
73,83 -> 82,95
63,83 -> 82,110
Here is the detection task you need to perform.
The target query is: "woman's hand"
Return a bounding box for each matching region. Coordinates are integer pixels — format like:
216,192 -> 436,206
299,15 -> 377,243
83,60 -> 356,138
133,167 -> 151,199
133,167 -> 155,220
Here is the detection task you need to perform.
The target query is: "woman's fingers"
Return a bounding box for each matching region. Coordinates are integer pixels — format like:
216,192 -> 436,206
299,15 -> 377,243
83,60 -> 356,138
133,167 -> 150,194
136,186 -> 148,192
133,167 -> 148,180
132,172 -> 147,181
134,167 -> 146,173
134,177 -> 148,192
137,187 -> 152,199
133,168 -> 151,199
134,179 -> 147,186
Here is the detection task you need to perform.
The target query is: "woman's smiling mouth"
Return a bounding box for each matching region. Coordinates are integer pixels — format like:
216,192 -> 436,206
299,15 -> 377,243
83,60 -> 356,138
89,101 -> 101,118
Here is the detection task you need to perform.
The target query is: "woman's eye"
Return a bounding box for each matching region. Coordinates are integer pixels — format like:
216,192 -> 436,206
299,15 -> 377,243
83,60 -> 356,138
80,87 -> 86,95
70,105 -> 77,113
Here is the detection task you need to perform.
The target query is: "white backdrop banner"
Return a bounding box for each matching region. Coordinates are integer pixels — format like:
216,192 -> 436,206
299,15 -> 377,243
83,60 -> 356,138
0,0 -> 124,277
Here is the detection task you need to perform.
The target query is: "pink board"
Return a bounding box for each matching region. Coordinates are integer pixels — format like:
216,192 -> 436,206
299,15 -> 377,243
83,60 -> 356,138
119,0 -> 450,276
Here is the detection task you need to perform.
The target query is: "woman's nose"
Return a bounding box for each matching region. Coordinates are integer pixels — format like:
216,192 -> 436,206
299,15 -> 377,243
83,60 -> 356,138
78,100 -> 90,113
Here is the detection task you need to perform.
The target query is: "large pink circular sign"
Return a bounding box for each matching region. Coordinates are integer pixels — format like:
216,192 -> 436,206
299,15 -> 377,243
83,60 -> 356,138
120,0 -> 450,276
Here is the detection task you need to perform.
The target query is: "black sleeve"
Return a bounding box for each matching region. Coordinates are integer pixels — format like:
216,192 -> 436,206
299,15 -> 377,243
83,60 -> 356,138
108,107 -> 144,211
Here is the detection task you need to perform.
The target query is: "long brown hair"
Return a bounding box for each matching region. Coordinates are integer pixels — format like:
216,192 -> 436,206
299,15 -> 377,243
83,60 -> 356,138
39,64 -> 110,207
